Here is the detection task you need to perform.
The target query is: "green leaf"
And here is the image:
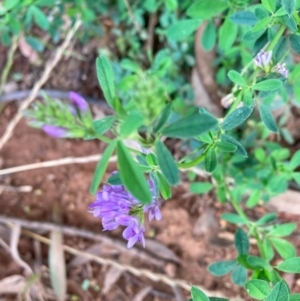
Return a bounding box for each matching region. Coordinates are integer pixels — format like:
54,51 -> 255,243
205,148 -> 217,172
89,140 -> 117,194
282,0 -> 296,16
221,106 -> 253,131
167,19 -> 202,41
96,55 -> 116,108
157,172 -> 172,199
230,11 -> 258,25
253,79 -> 282,91
117,141 -> 152,203
289,150 -> 300,170
264,281 -> 289,301
107,172 -> 122,185
290,294 -> 300,301
231,265 -> 247,286
221,213 -> 247,225
219,18 -> 238,51
92,116 -> 115,135
246,190 -> 261,208
31,6 -> 49,30
209,298 -> 229,301
201,21 -> 216,51
208,260 -> 237,276
120,113 -> 144,136
191,286 -> 210,301
164,0 -> 178,11
269,223 -> 297,237
3,0 -> 20,10
281,15 -> 297,32
35,0 -> 57,5
25,36 -> 44,52
290,34 -> 300,54
161,113 -> 218,138
245,279 -> 271,300
190,182 -> 213,194
256,213 -> 277,226
259,104 -> 278,132
156,141 -> 179,185
263,238 -> 275,261
246,255 -> 272,270
227,70 -> 247,87
277,257 -> 300,273
187,0 -> 228,20
153,103 -> 172,133
270,237 -> 296,259
252,17 -> 273,32
292,172 -> 300,185
234,228 -> 249,255
220,134 -> 247,157
215,141 -> 237,152
261,0 -> 276,12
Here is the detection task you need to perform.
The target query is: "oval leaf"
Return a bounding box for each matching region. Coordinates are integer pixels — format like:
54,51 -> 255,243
156,141 -> 179,185
221,106 -> 253,131
277,257 -> 300,273
162,113 -> 218,138
231,265 -> 247,286
187,0 -> 228,19
90,140 -> 117,194
227,70 -> 247,87
230,10 -> 258,25
245,279 -> 271,300
215,141 -> 237,152
259,104 -> 277,132
234,228 -> 249,255
220,134 -> 248,157
264,281 -> 289,301
167,19 -> 202,41
96,55 -> 116,108
205,148 -> 217,172
208,260 -> 237,276
253,79 -> 282,91
191,286 -> 210,301
117,141 -> 152,203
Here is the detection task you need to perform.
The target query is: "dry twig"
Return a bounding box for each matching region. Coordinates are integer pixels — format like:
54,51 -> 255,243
19,228 -> 233,299
0,19 -> 82,150
0,215 -> 164,267
0,155 -> 116,176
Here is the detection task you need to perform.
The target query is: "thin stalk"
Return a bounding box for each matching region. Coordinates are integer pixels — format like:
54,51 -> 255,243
0,35 -> 19,96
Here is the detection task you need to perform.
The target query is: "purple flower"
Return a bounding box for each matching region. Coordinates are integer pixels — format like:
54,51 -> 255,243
275,63 -> 289,78
42,125 -> 68,137
69,91 -> 89,112
144,201 -> 162,222
123,219 -> 146,248
88,174 -> 162,248
254,50 -> 272,69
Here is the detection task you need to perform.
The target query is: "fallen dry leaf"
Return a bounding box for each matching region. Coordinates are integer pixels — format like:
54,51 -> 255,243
0,275 -> 26,294
18,35 -> 39,63
49,228 -> 66,301
67,242 -> 119,269
132,286 -> 152,301
145,239 -> 181,264
101,266 -> 123,295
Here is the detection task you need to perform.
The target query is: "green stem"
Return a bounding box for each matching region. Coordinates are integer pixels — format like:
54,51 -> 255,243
253,228 -> 267,260
265,24 -> 286,52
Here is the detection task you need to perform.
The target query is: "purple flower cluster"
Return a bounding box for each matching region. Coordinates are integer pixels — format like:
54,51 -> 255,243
88,178 -> 162,248
275,63 -> 289,78
254,50 -> 272,69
